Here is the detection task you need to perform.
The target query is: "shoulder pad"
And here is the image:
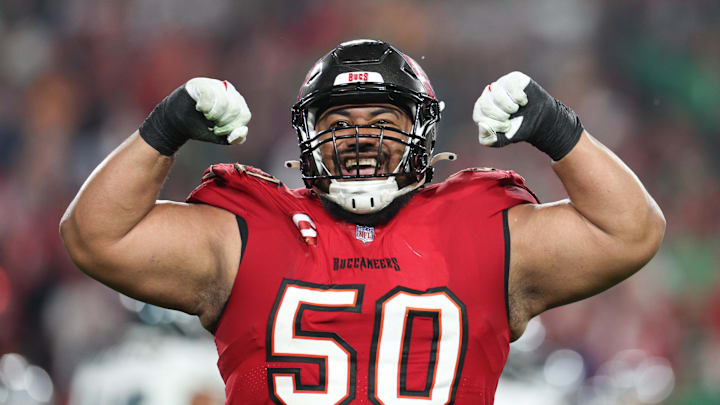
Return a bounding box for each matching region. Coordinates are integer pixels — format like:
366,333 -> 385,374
445,167 -> 539,203
188,163 -> 296,219
199,163 -> 281,185
447,167 -> 525,185
447,167 -> 497,178
234,164 -> 281,185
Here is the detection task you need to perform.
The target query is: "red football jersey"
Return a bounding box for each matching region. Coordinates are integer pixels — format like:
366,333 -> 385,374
187,163 -> 538,405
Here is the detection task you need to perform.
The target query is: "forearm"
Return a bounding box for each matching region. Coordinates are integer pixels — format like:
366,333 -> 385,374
552,131 -> 665,247
60,131 -> 171,257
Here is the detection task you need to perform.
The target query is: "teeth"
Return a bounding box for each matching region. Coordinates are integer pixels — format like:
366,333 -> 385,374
345,158 -> 377,169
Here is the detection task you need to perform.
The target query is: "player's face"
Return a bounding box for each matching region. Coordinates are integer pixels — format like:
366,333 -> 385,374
314,104 -> 412,180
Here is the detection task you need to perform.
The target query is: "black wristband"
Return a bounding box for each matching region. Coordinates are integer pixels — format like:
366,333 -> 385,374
529,98 -> 584,161
138,86 -> 210,156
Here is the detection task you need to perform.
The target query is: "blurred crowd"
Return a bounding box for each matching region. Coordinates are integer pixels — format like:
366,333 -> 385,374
0,0 -> 718,404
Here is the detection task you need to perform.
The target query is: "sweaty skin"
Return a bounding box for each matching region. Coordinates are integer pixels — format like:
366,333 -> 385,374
60,111 -> 664,337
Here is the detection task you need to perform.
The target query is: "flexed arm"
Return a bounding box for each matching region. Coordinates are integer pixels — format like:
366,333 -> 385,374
60,79 -> 250,329
473,73 -> 666,339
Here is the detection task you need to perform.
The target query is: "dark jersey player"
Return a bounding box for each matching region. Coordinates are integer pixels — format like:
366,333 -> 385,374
60,40 -> 666,404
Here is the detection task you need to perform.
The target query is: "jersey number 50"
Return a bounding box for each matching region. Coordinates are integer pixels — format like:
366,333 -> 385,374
267,279 -> 468,405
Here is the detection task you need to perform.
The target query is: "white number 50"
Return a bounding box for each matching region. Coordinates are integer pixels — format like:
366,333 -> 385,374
267,280 -> 467,405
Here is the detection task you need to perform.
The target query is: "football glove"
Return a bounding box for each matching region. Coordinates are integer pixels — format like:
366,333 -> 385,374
139,78 -> 251,156
473,71 -> 583,161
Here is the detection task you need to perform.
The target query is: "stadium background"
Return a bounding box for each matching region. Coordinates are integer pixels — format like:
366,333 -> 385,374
0,0 -> 718,403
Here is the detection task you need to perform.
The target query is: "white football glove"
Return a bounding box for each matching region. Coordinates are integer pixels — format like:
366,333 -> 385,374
185,78 -> 251,145
472,71 -> 584,160
473,71 -> 529,146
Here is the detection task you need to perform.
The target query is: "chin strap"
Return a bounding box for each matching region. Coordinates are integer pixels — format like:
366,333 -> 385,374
325,176 -> 427,214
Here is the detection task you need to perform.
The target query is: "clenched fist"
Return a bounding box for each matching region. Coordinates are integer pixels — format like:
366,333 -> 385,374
473,71 -> 583,161
139,78 -> 251,156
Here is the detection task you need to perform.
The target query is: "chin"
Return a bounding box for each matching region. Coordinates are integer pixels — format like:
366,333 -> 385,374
320,191 -> 416,226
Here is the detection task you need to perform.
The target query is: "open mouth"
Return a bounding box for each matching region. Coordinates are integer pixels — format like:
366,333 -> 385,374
340,157 -> 383,177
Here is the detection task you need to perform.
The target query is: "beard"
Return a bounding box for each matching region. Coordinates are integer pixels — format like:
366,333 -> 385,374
319,190 -> 417,226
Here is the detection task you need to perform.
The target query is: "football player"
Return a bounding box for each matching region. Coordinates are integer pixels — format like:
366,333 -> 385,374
60,39 -> 665,404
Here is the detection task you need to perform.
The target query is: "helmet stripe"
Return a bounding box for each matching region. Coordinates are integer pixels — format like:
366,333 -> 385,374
400,54 -> 436,99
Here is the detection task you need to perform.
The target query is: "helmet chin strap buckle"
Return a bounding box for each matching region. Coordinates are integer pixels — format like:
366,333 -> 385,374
327,178 -> 396,214
285,160 -> 301,169
429,152 -> 457,166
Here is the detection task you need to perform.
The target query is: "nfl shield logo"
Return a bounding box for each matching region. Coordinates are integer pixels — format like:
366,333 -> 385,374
355,225 -> 375,243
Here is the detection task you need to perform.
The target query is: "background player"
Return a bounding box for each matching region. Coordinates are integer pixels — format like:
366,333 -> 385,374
59,40 -> 665,403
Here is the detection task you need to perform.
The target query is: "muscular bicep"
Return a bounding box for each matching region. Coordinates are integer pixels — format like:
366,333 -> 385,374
87,201 -> 241,319
507,201 -> 643,318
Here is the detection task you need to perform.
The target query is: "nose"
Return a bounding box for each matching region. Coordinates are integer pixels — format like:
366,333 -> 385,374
335,127 -> 382,154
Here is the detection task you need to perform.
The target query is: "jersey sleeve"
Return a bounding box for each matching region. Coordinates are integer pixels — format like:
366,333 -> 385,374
441,167 -> 539,213
186,163 -> 286,219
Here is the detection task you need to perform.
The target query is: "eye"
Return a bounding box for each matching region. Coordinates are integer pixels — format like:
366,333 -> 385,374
330,120 -> 351,129
374,119 -> 398,128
